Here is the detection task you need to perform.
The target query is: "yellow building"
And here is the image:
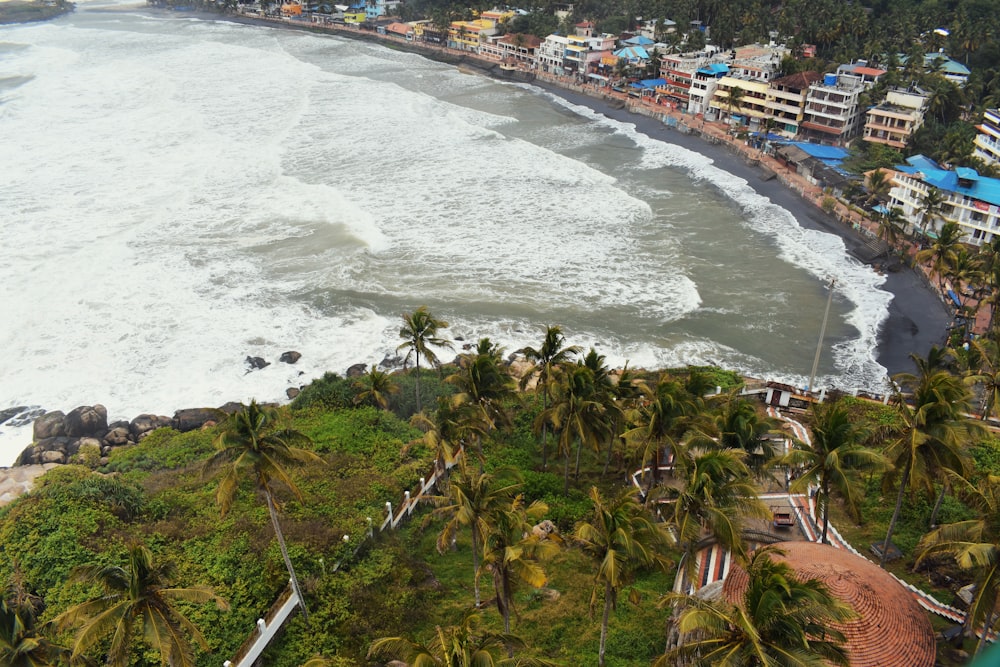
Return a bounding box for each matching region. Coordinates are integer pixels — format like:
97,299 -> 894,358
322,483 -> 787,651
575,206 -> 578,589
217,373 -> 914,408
710,76 -> 770,126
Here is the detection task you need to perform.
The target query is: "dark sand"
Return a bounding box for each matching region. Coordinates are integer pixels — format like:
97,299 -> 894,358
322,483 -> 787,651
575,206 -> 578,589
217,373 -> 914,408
529,82 -> 952,377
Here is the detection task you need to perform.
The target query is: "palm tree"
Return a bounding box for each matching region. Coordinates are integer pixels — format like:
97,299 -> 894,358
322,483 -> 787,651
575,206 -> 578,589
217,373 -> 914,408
53,543 -> 227,667
709,393 -> 779,484
368,610 -> 556,666
781,401 -> 889,544
916,220 -> 964,294
352,367 -> 399,410
917,187 -> 946,239
918,475 -> 1000,655
865,168 -> 891,207
880,360 -> 974,566
877,206 -> 907,247
432,464 -> 522,609
479,494 -> 558,634
0,598 -> 67,667
965,336 -> 1000,421
398,306 -> 453,414
623,377 -> 700,490
537,364 -> 613,495
204,400 -> 323,623
657,546 -> 853,666
574,486 -> 673,667
519,325 -> 580,470
726,85 -> 745,126
446,338 -> 517,464
657,442 -> 770,583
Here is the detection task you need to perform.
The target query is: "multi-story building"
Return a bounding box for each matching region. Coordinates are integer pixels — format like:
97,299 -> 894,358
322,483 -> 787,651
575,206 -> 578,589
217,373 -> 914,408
888,155 -> 1000,245
863,87 -> 929,149
537,34 -> 569,73
974,108 -> 1000,168
538,22 -> 615,75
479,33 -> 541,65
364,0 -> 400,20
689,63 -> 728,116
799,72 -> 867,146
765,71 -> 821,137
710,76 -> 770,127
836,61 -> 886,87
448,10 -> 511,53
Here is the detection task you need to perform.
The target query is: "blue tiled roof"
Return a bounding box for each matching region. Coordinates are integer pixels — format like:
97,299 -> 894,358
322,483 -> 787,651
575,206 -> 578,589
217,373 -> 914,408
614,46 -> 649,60
786,142 -> 849,162
895,155 -> 1000,207
624,35 -> 655,46
630,78 -> 667,89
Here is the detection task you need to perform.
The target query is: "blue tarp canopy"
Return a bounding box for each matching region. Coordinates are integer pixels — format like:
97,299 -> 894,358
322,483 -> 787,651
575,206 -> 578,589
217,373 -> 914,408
696,63 -> 729,76
630,78 -> 666,89
614,46 -> 649,61
873,204 -> 889,214
947,290 -> 962,308
624,35 -> 655,46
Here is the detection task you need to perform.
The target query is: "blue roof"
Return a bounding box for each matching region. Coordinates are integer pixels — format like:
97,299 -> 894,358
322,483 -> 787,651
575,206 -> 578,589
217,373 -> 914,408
630,78 -> 667,89
924,53 -> 970,75
614,46 -> 649,60
895,155 -> 1000,208
956,167 -> 979,180
624,35 -> 655,46
697,63 -> 729,76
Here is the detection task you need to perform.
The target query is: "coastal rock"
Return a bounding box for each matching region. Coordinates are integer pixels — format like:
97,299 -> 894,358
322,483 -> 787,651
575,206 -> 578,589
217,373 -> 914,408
346,363 -> 367,378
38,450 -> 66,463
245,355 -> 270,371
379,354 -> 403,370
32,411 -> 66,440
130,414 -> 172,440
286,387 -> 300,399
0,406 -> 28,426
64,404 -> 108,437
0,464 -> 59,507
172,408 -> 222,433
218,401 -> 244,415
6,407 -> 45,428
103,426 -> 132,447
279,351 -> 302,364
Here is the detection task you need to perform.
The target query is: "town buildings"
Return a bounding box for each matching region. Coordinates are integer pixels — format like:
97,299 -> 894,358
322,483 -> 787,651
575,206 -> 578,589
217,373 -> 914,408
864,87 -> 930,149
974,108 -> 1000,168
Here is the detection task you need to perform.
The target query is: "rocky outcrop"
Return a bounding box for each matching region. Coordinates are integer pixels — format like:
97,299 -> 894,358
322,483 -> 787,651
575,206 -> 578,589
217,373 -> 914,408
65,405 -> 107,437
0,464 -> 59,506
32,411 -> 67,439
172,408 -> 222,433
346,363 -> 367,378
130,414 -> 172,440
245,355 -> 270,371
279,351 -> 301,364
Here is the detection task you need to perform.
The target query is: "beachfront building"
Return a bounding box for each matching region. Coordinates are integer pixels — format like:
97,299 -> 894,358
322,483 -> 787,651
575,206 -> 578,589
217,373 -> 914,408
799,72 -> 868,146
363,0 -> 399,20
479,33 -> 541,65
657,49 -> 726,111
764,71 -> 822,138
836,61 -> 887,87
537,24 -> 615,77
538,34 -> 569,74
710,76 -> 770,128
689,62 -> 728,117
974,108 -> 1000,168
448,11 -> 511,53
888,155 -> 1000,245
728,43 -> 788,83
863,87 -> 929,149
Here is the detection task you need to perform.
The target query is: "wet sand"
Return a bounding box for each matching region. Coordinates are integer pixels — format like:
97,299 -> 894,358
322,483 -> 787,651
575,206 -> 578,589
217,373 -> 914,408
528,82 -> 952,377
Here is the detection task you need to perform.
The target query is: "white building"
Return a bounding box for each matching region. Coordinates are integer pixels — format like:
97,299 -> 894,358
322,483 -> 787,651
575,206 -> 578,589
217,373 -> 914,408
863,87 -> 930,150
974,108 -> 1000,169
888,155 -> 1000,246
800,72 -> 868,146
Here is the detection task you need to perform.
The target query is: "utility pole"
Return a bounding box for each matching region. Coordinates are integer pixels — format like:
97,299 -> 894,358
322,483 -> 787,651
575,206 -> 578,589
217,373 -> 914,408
808,278 -> 836,393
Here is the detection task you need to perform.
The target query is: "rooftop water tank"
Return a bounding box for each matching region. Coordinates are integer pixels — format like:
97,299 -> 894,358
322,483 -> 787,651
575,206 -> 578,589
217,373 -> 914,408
824,73 -> 837,86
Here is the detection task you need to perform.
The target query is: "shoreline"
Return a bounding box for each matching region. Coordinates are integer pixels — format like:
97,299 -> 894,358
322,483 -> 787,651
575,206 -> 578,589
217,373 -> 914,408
198,9 -> 951,376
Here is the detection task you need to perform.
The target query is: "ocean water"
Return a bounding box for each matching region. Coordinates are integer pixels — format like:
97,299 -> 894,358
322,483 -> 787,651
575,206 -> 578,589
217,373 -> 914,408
0,2 -> 892,465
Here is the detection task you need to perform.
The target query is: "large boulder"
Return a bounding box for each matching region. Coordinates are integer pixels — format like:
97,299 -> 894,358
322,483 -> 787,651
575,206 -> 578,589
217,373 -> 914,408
346,363 -> 367,378
64,405 -> 108,437
172,408 -> 222,433
103,425 -> 132,447
129,414 -> 172,440
16,436 -> 75,466
32,411 -> 66,440
0,406 -> 27,427
279,351 -> 302,364
40,450 -> 66,464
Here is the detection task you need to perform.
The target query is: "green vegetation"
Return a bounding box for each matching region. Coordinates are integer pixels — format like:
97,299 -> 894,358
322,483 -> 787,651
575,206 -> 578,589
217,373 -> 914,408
8,316 -> 1000,664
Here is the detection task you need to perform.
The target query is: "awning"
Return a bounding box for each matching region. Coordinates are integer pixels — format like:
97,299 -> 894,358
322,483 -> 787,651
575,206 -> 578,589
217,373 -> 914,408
947,289 -> 962,308
587,73 -> 609,81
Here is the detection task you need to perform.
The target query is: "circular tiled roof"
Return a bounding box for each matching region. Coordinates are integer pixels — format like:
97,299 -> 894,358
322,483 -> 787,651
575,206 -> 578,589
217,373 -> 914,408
721,541 -> 936,667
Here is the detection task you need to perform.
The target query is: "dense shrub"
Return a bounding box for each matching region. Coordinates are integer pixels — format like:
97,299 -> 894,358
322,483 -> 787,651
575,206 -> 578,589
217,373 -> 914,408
291,372 -> 356,411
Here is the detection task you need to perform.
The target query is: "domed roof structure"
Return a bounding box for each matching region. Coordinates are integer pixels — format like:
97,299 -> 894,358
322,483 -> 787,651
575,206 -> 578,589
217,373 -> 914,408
721,541 -> 936,667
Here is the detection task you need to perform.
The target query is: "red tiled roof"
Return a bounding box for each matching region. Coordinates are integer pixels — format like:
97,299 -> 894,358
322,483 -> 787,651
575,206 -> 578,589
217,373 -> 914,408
576,20 -> 595,28
854,66 -> 887,77
722,542 -> 935,667
771,71 -> 822,89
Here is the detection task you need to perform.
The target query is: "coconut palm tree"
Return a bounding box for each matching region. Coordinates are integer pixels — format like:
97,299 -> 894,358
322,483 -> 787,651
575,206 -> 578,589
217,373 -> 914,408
0,598 -> 67,667
368,610 -> 556,667
916,220 -> 964,294
446,338 -> 517,464
352,367 -> 399,410
657,546 -> 854,666
878,206 -> 907,247
623,377 -> 700,491
880,360 -> 974,566
537,364 -> 613,495
709,393 -> 779,484
432,464 -> 522,609
918,187 -> 946,239
53,543 -> 227,667
479,494 -> 558,634
519,325 -> 580,470
204,400 -> 323,623
918,475 -> 1000,656
574,486 -> 673,667
399,306 -> 453,414
965,336 -> 1000,421
865,168 -> 891,208
657,441 -> 770,583
781,401 -> 889,544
